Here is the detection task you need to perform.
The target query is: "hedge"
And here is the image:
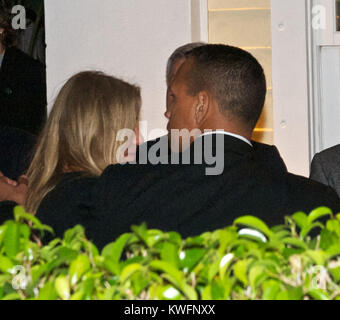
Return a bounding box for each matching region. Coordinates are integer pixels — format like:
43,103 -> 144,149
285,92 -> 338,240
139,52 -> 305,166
0,206 -> 340,300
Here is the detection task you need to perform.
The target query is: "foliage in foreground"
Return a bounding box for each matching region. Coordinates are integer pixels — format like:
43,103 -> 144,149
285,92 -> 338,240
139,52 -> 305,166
1,206 -> 340,300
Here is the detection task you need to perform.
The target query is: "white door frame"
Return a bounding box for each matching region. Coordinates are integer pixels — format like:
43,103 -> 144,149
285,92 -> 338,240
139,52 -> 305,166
310,0 -> 340,155
271,0 -> 311,176
191,0 -> 209,42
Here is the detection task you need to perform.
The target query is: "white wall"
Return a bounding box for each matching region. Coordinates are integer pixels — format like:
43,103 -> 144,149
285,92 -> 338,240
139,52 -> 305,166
271,0 -> 310,176
44,0 -> 207,140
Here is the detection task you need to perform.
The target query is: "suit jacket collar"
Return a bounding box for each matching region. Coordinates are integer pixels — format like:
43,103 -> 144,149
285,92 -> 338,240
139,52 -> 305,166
191,132 -> 254,156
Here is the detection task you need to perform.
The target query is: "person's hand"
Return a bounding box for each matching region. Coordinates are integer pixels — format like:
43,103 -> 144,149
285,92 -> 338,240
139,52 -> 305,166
0,171 -> 18,186
14,175 -> 28,205
0,173 -> 28,205
0,174 -> 16,202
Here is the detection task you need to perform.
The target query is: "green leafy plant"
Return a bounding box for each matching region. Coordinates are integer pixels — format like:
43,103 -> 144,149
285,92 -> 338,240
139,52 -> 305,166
0,206 -> 340,300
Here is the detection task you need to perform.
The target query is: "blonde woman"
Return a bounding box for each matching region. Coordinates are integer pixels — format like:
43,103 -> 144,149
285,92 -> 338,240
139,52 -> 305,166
0,71 -> 141,246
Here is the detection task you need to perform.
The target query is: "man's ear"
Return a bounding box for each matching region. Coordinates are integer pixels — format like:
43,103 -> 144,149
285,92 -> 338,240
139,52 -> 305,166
194,91 -> 209,125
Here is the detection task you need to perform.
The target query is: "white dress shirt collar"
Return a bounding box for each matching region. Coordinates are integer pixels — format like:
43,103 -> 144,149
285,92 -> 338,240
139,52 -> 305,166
200,130 -> 253,147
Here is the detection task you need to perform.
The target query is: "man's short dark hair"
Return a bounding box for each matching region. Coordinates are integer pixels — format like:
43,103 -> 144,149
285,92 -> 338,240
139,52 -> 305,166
166,42 -> 205,86
185,44 -> 266,129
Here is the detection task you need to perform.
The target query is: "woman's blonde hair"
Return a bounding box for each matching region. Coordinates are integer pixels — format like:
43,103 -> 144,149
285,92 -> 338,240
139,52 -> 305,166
25,71 -> 141,214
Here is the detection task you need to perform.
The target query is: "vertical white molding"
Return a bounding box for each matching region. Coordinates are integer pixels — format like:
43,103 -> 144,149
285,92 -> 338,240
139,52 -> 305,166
191,0 -> 208,42
311,0 -> 340,154
271,0 -> 310,176
199,0 -> 209,42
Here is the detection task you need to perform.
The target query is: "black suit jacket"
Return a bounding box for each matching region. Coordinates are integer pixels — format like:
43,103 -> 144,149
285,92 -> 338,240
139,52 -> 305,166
310,144 -> 340,197
137,135 -> 287,173
0,47 -> 46,135
89,134 -> 340,246
0,126 -> 36,180
31,134 -> 340,249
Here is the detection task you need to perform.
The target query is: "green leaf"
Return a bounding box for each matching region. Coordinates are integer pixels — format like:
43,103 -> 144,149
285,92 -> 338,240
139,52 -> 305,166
282,237 -> 308,250
218,228 -> 237,255
45,247 -> 79,272
69,255 -> 91,286
79,277 -> 95,300
149,260 -> 184,290
70,290 -> 84,300
308,207 -> 332,224
234,216 -> 272,238
37,281 -> 58,300
308,289 -> 330,300
120,263 -> 143,282
179,248 -> 206,272
131,223 -> 149,246
319,228 -> 339,250
276,287 -> 303,300
3,222 -> 20,258
291,212 -> 308,229
262,280 -> 281,300
0,255 -> 14,273
300,222 -> 323,239
201,285 -> 212,300
167,232 -> 182,246
329,266 -> 340,282
326,220 -> 340,237
249,265 -> 266,289
55,276 -> 70,300
102,233 -> 131,263
2,293 -> 22,300
233,259 -> 252,286
210,281 -> 225,300
161,242 -> 179,268
206,259 -> 220,283
19,224 -> 30,241
63,225 -> 85,248
181,283 -> 198,300
83,241 -> 99,257
305,250 -> 328,266
325,244 -> 340,258
0,225 -> 7,246
13,206 -> 53,234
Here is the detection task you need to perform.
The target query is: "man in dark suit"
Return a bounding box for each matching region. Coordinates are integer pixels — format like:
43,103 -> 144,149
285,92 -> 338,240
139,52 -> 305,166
310,145 -> 340,197
138,42 -> 287,174
0,9 -> 46,135
90,44 -> 340,244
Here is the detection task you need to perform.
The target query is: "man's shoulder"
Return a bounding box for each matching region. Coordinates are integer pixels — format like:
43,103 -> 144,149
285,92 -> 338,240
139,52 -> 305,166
313,144 -> 340,165
285,171 -> 340,210
251,141 -> 287,173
